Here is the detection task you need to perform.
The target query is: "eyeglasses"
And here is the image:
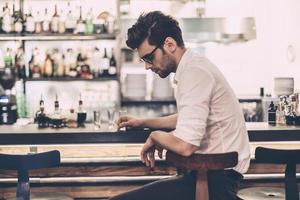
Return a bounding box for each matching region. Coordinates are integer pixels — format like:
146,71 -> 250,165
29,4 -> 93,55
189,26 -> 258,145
140,45 -> 161,64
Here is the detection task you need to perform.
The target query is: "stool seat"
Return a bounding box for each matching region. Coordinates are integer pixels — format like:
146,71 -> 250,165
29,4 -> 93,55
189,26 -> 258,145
166,151 -> 238,200
0,151 -> 74,200
7,193 -> 73,200
238,147 -> 300,200
238,187 -> 286,200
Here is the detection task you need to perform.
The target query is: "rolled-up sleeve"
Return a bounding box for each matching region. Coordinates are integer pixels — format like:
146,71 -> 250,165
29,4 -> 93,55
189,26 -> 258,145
173,66 -> 215,147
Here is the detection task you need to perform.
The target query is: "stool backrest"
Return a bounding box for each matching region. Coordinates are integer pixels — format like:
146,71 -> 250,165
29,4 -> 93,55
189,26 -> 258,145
0,150 -> 61,200
255,147 -> 300,164
166,151 -> 238,200
255,147 -> 300,200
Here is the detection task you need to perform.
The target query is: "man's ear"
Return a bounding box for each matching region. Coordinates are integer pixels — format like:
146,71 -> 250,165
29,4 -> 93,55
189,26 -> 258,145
164,37 -> 177,53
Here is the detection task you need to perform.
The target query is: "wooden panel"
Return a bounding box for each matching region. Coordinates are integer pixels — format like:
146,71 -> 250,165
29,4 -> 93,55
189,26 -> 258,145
0,184 -> 143,199
0,163 -> 176,178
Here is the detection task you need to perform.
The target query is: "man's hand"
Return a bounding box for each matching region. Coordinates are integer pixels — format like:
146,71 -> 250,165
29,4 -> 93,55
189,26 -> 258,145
140,133 -> 164,168
117,116 -> 143,129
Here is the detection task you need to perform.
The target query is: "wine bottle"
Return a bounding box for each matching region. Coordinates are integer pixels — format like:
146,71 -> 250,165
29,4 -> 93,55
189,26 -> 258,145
51,5 -> 59,33
109,48 -> 117,76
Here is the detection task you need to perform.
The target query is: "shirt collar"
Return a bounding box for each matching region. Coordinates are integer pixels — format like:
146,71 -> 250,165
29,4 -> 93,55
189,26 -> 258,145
174,48 -> 193,84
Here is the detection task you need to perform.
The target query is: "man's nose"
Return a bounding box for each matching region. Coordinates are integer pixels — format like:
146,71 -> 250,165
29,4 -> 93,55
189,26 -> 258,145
145,62 -> 152,70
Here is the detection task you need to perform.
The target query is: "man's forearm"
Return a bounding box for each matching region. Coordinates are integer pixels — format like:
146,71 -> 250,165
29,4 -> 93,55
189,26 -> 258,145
150,130 -> 199,157
140,114 -> 177,130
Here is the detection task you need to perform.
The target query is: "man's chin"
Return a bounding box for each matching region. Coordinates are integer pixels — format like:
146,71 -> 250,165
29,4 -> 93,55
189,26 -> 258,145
157,71 -> 169,78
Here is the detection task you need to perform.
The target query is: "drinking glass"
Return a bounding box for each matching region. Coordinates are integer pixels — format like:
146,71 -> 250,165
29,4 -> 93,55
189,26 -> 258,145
93,110 -> 101,129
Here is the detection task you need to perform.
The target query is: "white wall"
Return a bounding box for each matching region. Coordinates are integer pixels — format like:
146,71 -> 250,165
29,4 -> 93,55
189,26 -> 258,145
204,0 -> 300,96
125,0 -> 300,96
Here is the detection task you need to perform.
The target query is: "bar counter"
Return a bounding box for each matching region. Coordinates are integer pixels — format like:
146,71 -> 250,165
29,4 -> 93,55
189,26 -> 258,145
0,122 -> 300,145
0,122 -> 300,199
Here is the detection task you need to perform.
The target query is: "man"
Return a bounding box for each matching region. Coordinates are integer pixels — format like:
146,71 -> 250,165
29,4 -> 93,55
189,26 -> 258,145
110,11 -> 250,200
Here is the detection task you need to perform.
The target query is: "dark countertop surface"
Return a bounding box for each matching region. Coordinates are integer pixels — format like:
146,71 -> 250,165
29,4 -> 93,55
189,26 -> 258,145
0,122 -> 299,145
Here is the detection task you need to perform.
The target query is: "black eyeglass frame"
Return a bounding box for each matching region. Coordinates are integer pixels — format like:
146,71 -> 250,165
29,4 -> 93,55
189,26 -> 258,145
140,42 -> 164,64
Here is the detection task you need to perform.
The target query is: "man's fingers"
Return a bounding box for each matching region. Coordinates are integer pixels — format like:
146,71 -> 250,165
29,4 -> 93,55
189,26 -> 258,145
148,152 -> 155,168
158,149 -> 163,159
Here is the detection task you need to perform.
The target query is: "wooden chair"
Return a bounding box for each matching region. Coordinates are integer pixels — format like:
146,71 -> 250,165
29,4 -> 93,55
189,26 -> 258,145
238,147 -> 300,200
0,150 -> 73,200
166,151 -> 238,200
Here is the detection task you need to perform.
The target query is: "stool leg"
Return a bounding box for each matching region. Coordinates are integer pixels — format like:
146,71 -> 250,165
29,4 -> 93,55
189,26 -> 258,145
196,171 -> 209,200
285,164 -> 300,200
17,170 -> 30,200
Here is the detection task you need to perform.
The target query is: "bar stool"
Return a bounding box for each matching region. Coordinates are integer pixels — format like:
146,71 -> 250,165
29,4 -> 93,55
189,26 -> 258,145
238,147 -> 300,200
0,150 -> 73,200
166,151 -> 238,200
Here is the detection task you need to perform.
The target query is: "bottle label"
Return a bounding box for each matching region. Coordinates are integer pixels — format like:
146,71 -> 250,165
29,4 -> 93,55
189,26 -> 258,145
268,111 -> 276,124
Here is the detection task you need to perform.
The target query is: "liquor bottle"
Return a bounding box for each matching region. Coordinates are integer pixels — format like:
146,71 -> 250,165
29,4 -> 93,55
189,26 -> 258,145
35,11 -> 42,34
51,5 -> 59,33
65,48 -> 77,77
65,2 -> 75,33
109,48 -> 117,76
42,8 -> 50,33
29,48 -> 42,78
4,48 -> 13,68
77,94 -> 86,127
35,94 -> 48,128
11,4 -> 16,33
75,6 -> 85,34
44,51 -> 54,77
15,47 -> 26,79
85,8 -> 94,34
268,101 -> 276,126
58,9 -> 66,34
51,94 -> 64,128
101,48 -> 110,76
276,97 -> 286,126
14,5 -> 23,33
91,47 -> 102,77
25,8 -> 35,33
2,3 -> 12,33
77,49 -> 92,79
67,108 -> 77,128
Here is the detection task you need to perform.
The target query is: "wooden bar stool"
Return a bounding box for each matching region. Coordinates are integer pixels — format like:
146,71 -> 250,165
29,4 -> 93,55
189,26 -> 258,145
0,150 -> 73,200
238,147 -> 300,200
166,151 -> 238,200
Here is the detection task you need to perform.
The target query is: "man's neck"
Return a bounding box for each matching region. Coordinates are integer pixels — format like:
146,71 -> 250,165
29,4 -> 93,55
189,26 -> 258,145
174,47 -> 187,72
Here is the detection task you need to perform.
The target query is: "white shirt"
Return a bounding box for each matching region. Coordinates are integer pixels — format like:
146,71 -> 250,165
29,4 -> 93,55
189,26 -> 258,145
173,49 -> 250,174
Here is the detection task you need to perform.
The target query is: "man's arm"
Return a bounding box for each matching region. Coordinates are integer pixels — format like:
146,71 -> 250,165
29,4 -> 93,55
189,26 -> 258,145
118,114 -> 178,130
141,130 -> 199,167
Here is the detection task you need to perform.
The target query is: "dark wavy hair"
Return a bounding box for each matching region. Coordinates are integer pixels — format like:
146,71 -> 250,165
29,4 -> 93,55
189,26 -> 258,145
126,11 -> 184,50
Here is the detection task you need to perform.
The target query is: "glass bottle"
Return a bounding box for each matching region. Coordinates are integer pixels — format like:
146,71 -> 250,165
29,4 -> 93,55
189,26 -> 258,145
77,94 -> 86,127
75,6 -> 85,34
85,8 -> 94,34
58,9 -> 66,34
42,8 -> 50,33
25,8 -> 35,33
44,50 -> 54,77
51,5 -> 59,33
30,48 -> 42,78
51,94 -> 64,128
109,48 -> 117,76
268,101 -> 276,126
15,46 -> 26,79
35,11 -> 42,34
4,48 -> 13,68
2,3 -> 12,33
35,95 -> 48,128
276,97 -> 286,126
65,2 -> 75,33
101,48 -> 110,76
14,5 -> 23,33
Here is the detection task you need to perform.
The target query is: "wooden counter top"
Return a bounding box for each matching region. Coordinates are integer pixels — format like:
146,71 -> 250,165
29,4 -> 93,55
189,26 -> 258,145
0,122 -> 300,145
